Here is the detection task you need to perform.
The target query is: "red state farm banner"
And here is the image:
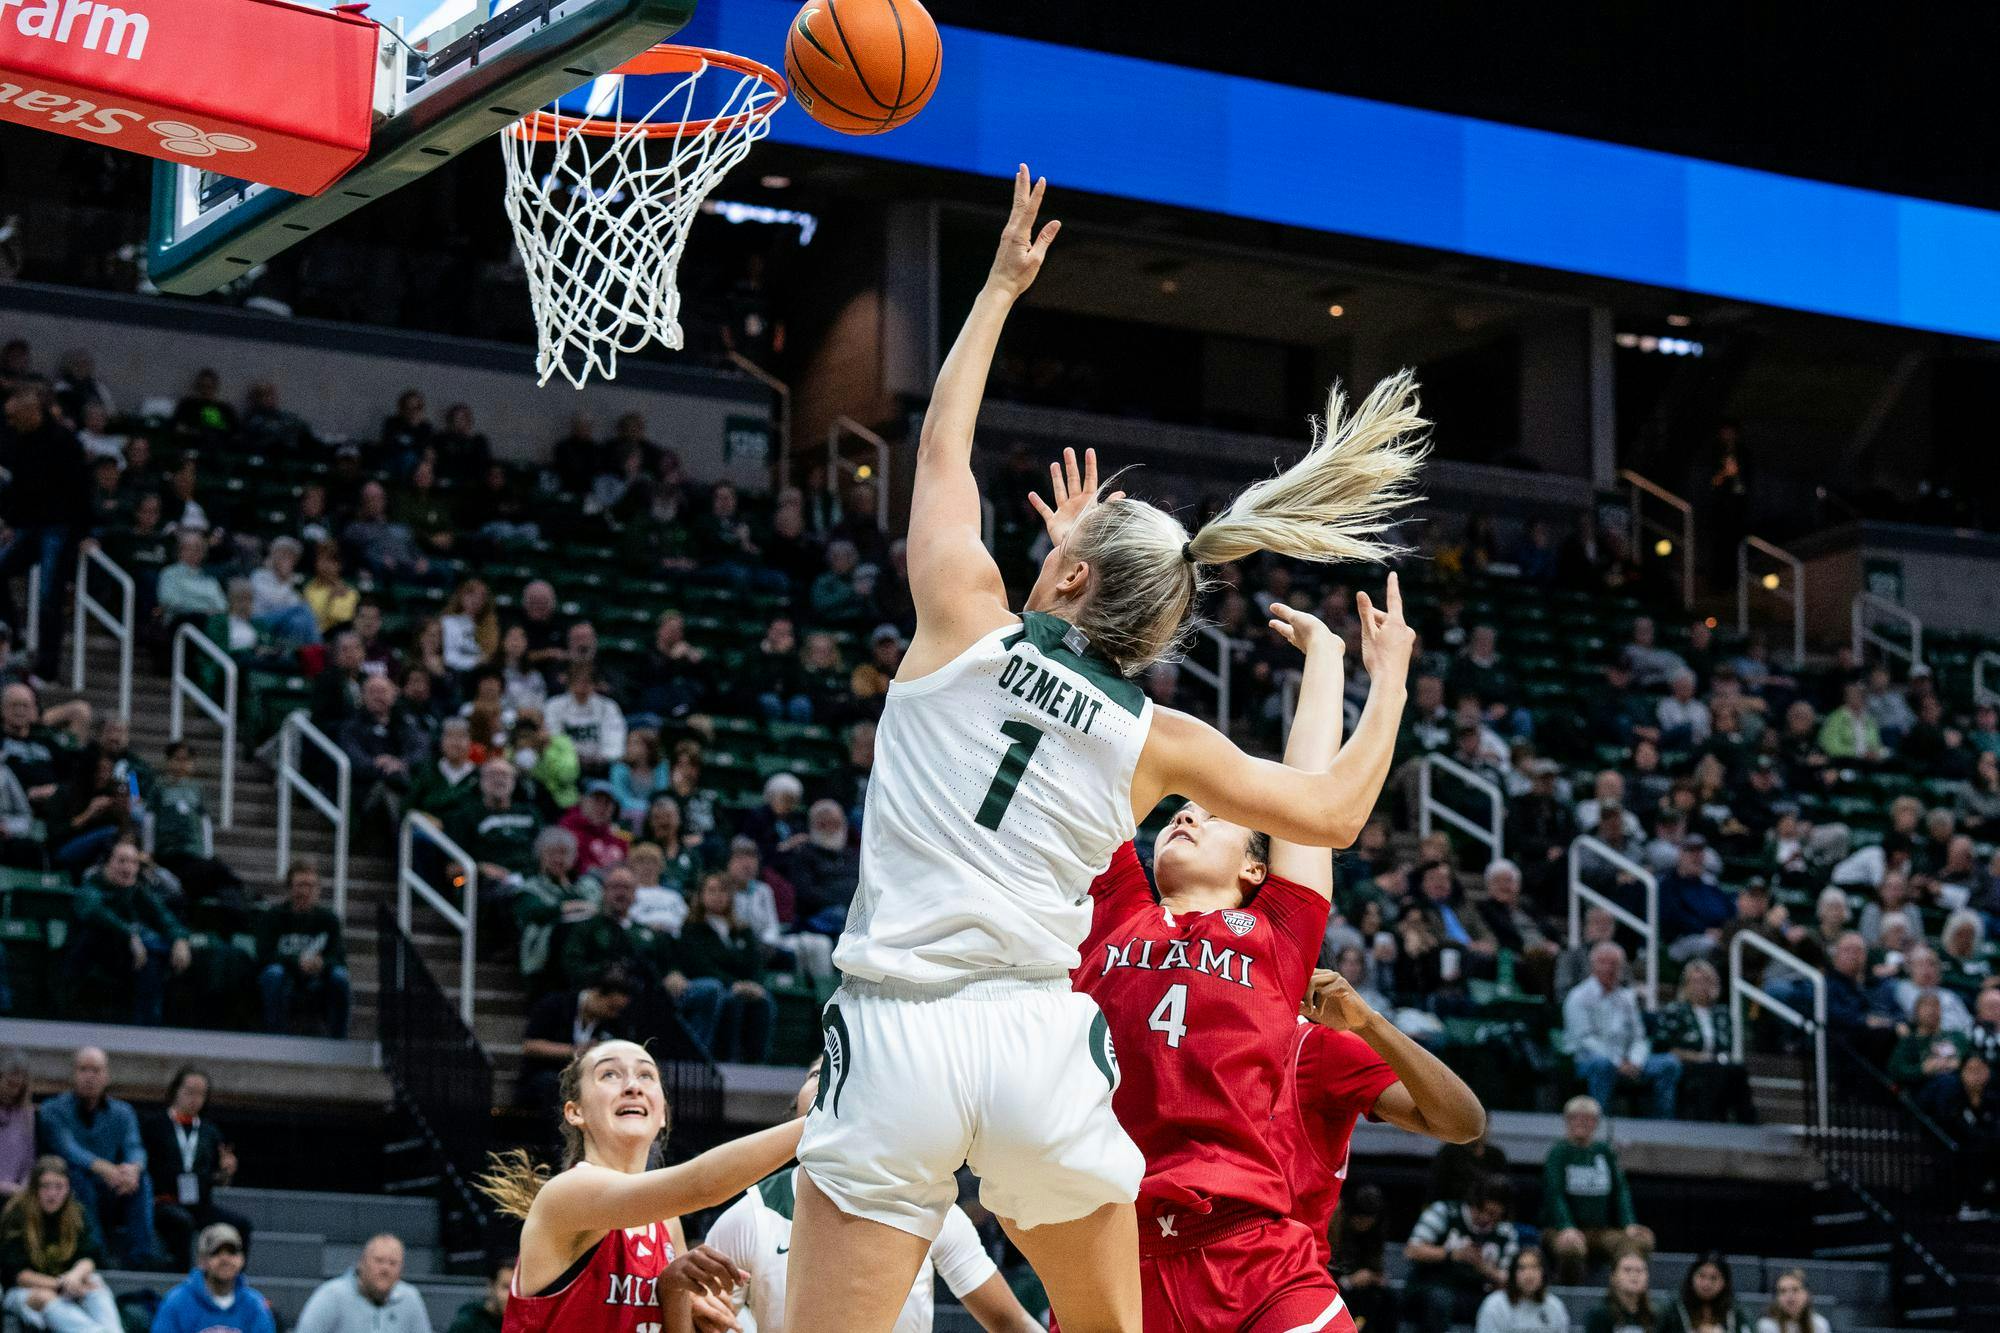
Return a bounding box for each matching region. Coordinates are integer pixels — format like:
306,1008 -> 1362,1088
0,0 -> 376,195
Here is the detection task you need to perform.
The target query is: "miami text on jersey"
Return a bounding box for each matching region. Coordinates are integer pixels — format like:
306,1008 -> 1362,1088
1097,934 -> 1255,989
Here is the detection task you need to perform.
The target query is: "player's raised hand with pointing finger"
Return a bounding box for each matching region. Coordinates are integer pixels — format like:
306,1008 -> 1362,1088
988,163 -> 1060,298
1355,571 -> 1415,686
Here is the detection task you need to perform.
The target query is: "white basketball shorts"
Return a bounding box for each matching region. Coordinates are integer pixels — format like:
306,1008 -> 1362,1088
797,973 -> 1144,1240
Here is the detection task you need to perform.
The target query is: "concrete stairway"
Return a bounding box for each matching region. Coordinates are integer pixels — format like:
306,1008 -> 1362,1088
100,1186 -> 486,1328
62,631 -> 535,1096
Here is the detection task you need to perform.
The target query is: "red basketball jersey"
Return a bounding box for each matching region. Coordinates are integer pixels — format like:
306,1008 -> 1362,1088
505,1220 -> 676,1333
1072,842 -> 1329,1225
1279,1020 -> 1398,1268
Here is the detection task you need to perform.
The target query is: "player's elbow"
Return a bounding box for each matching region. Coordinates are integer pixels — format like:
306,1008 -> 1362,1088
1436,1102 -> 1487,1145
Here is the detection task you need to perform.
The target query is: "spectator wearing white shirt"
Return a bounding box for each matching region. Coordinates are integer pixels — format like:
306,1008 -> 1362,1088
1621,617 -> 1688,689
719,837 -> 831,980
1574,771 -> 1644,842
75,401 -> 127,468
1893,947 -> 1973,1034
1858,869 -> 1922,946
1655,670 -> 1711,748
541,663 -> 625,771
1562,942 -> 1680,1119
294,1234 -> 431,1333
1831,831 -> 1915,890
247,538 -> 320,646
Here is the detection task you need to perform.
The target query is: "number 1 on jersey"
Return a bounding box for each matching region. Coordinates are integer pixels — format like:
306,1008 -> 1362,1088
976,721 -> 1045,830
1148,983 -> 1188,1048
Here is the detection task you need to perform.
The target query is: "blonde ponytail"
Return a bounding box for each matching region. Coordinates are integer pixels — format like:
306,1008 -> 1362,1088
1185,370 -> 1428,567
477,1147 -> 551,1221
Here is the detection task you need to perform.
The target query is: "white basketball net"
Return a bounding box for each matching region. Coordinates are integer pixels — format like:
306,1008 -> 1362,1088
501,54 -> 782,388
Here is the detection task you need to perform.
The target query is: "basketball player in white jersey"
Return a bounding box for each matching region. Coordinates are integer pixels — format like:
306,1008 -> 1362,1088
787,164 -> 1426,1333
692,1060 -> 1041,1333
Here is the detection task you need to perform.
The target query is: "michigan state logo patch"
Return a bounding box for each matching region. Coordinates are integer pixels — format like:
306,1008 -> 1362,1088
1089,1008 -> 1120,1091
1221,910 -> 1256,937
814,1003 -> 853,1117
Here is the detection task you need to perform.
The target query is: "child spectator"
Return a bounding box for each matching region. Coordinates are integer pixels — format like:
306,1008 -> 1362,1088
1404,1175 -> 1521,1333
1756,1270 -> 1829,1333
1661,1252 -> 1748,1333
1476,1247 -> 1568,1333
148,741 -> 246,918
1544,1097 -> 1653,1284
1584,1248 -> 1657,1333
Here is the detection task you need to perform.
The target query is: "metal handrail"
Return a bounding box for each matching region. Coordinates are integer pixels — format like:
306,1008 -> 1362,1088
1177,625 -> 1237,730
827,416 -> 890,533
1736,536 -> 1806,666
1729,929 -> 1828,1131
1620,469 -> 1696,608
398,814 -> 479,1025
727,351 -> 792,488
1851,592 -> 1923,672
276,710 -> 350,915
168,624 -> 237,829
1973,651 -> 2000,708
71,546 -> 134,720
1567,834 -> 1661,1009
1417,752 -> 1506,862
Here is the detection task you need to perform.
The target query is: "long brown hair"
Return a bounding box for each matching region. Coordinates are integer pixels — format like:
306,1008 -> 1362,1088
1,1157 -> 85,1271
685,874 -> 740,932
1763,1268 -> 1819,1332
476,1041 -> 669,1220
445,579 -> 500,659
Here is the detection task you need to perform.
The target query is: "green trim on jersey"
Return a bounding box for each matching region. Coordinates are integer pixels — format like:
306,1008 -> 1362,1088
1006,612 -> 1145,717
756,1168 -> 797,1221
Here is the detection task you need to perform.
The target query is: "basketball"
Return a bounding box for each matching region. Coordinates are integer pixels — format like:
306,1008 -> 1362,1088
783,0 -> 941,136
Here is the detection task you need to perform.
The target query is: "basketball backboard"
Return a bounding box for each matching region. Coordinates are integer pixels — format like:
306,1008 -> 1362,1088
147,0 -> 695,294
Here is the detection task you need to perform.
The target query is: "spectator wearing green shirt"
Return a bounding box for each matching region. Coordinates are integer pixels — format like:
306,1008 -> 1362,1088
677,873 -> 775,1063
444,1260 -> 511,1333
74,840 -> 190,1025
147,741 -> 247,918
410,719 -> 479,817
256,863 -> 349,1037
444,759 -> 543,901
559,866 -> 673,991
1887,993 -> 1967,1091
1817,680 -> 1885,761
1544,1096 -> 1652,1284
512,827 -> 599,991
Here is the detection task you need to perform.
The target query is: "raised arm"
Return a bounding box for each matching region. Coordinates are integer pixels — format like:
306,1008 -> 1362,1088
903,166 -> 1061,674
1265,604 -> 1346,897
531,1119 -> 803,1236
1304,969 -> 1485,1143
1136,576 -> 1415,848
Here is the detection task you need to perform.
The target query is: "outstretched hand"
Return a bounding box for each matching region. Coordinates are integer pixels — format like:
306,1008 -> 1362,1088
1267,602 -> 1343,662
1354,572 -> 1415,685
987,164 -> 1061,298
1302,968 -> 1379,1034
1028,446 -> 1123,549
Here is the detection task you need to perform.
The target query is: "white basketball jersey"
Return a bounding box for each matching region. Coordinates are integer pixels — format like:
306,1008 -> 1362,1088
835,612 -> 1154,984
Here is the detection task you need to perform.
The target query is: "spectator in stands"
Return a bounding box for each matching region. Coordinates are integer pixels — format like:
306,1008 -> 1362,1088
721,835 -> 828,979
491,627 -> 546,721
1543,1096 -> 1651,1284
303,545 -> 359,634
463,464 -> 537,551
1823,930 -> 1900,1062
393,458 -> 456,560
342,483 -> 428,583
1656,960 -> 1753,1122
246,538 -> 320,646
1919,1053 -> 1999,1218
1429,1133 -> 1510,1208
1575,772 -> 1643,842
549,413 -> 600,495
630,611 -> 704,721
517,966 -> 635,1111
556,782 -> 629,876
1660,837 -> 1733,963
439,579 -> 497,679
1970,987 -> 2000,1066
785,799 -> 860,936
152,1222 -> 275,1333
1862,664 -> 1916,748
1941,909 -> 1992,991
140,1068 -> 251,1267
679,873 -> 777,1062
1895,946 -> 1972,1033
0,1155 -> 123,1333
1889,992 -> 1967,1093
0,387 -> 93,681
1656,670 -> 1712,749
53,351 -> 110,422
1676,1255 -> 1757,1333
0,1051 -> 29,1197
625,843 -> 686,938
1564,942 -> 1678,1117
445,758 -> 541,899
49,747 -> 130,876
1818,680 -> 1885,761
512,825 -> 595,989
434,405 -> 490,477
156,531 -> 226,628
241,381 -> 309,454
1757,1270 -> 1829,1333
640,797 -> 701,874
559,863 -> 670,992
543,664 -> 624,772
811,540 -> 868,626
1330,1184 -> 1395,1333
340,675 -> 427,830
1476,1247 -> 1567,1333
742,773 -> 806,866
1859,868 -> 1923,946
513,581 -> 569,686
1831,830 -> 1914,892
444,1259 -> 509,1333
171,369 -> 238,443
36,1047 -> 160,1266
1621,617 -> 1686,689
74,841 -> 190,1024
1473,859 -> 1558,988
256,862 -> 349,1038
379,390 -> 432,473
606,729 -> 666,826
1585,1248 -> 1657,1333
294,1234 -> 432,1333
1403,1175 -> 1521,1333
511,709 -> 578,812
310,632 -> 365,735
692,481 -> 780,591
410,719 -> 478,816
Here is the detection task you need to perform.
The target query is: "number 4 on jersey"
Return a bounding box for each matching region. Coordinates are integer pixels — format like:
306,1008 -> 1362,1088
1148,983 -> 1188,1048
975,721 -> 1045,830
